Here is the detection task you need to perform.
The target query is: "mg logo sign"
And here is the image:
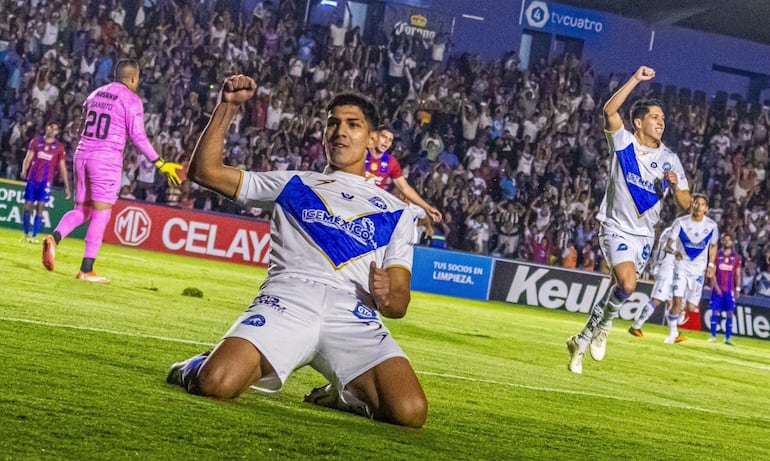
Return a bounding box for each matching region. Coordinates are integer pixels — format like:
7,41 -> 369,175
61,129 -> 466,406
525,1 -> 549,28
114,206 -> 151,246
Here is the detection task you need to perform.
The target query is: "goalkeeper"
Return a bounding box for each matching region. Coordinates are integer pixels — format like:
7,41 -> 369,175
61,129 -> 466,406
42,59 -> 182,283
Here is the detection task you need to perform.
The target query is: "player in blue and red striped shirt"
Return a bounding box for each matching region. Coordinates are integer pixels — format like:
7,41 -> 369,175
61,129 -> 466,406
20,122 -> 71,242
708,233 -> 742,345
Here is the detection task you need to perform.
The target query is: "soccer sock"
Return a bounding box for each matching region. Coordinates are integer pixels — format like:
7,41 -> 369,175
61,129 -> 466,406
725,316 -> 733,341
23,210 -> 31,235
599,285 -> 629,329
80,258 -> 95,273
710,312 -> 719,337
577,285 -> 627,350
32,215 -> 43,237
667,314 -> 680,339
54,205 -> 91,241
83,209 -> 111,260
633,301 -> 656,330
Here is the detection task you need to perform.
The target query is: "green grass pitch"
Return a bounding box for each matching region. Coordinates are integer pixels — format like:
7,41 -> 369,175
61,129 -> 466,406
2,227 -> 768,460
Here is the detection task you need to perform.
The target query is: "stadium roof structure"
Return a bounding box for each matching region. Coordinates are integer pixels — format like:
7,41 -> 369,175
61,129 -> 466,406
555,0 -> 770,46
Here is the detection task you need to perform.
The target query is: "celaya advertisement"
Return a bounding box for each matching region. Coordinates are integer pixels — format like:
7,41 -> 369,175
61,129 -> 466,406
102,200 -> 271,267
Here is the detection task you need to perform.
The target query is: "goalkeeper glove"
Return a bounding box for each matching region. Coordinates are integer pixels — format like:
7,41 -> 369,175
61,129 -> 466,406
154,158 -> 183,186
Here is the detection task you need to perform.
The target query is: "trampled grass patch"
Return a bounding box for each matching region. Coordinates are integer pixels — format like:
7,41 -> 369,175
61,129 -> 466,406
2,227 -> 768,460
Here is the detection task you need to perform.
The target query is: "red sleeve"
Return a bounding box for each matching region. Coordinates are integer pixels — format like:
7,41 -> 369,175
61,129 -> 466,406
55,144 -> 66,163
389,156 -> 403,180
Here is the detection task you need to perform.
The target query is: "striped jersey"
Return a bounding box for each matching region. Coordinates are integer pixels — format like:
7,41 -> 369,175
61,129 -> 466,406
237,169 -> 415,297
598,127 -> 688,237
714,249 -> 741,292
25,136 -> 65,183
669,214 -> 719,274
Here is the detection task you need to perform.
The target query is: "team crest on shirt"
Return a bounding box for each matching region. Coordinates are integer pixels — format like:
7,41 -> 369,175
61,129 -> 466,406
662,162 -> 672,172
368,196 -> 388,211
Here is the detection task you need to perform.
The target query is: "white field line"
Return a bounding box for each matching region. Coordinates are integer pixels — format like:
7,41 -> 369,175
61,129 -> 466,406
2,316 -> 768,422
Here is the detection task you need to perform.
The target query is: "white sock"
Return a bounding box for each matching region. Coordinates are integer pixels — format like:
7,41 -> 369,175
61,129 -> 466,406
633,301 -> 656,329
667,315 -> 679,339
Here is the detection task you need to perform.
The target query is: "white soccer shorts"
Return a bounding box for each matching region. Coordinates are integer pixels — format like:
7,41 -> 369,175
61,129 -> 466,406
224,276 -> 408,392
599,227 -> 654,275
672,268 -> 705,307
650,258 -> 675,302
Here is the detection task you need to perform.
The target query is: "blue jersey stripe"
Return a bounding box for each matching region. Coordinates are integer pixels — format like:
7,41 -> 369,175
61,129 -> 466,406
616,144 -> 659,215
276,176 -> 403,268
679,228 -> 714,261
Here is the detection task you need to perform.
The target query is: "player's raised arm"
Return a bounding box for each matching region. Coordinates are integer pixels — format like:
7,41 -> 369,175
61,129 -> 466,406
604,66 -> 656,133
188,75 -> 256,199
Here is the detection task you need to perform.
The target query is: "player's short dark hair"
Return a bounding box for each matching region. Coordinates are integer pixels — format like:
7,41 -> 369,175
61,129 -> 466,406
114,59 -> 139,80
377,125 -> 395,134
629,98 -> 664,124
326,93 -> 379,131
692,192 -> 708,206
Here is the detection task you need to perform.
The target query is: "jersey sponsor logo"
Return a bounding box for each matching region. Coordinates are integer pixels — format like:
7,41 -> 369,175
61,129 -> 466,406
253,294 -> 285,313
114,206 -> 151,246
303,209 -> 377,247
367,196 -> 388,211
617,243 -> 628,251
277,176 -> 403,268
341,192 -> 354,200
96,91 -> 118,100
352,301 -> 378,320
651,162 -> 658,168
241,314 -> 266,327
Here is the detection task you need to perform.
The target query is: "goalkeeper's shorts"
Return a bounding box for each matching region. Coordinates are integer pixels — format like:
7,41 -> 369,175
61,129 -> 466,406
73,156 -> 122,204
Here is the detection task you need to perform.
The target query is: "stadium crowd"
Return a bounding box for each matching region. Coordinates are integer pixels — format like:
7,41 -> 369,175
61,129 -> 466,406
2,0 -> 770,295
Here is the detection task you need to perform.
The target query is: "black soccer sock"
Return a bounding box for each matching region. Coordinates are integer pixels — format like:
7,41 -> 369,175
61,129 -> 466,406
52,231 -> 62,245
80,258 -> 95,273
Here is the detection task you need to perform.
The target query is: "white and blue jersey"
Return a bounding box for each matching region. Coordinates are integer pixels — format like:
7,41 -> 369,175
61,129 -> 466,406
598,128 -> 688,237
669,215 -> 719,276
236,169 -> 415,298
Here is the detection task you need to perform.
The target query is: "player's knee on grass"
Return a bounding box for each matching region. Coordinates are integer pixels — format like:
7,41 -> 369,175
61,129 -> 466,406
383,393 -> 428,428
194,363 -> 250,399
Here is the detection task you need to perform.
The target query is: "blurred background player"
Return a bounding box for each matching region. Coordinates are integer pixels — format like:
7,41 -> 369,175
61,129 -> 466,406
42,59 -> 181,283
629,223 -> 675,337
708,233 -> 742,345
566,66 -> 691,374
664,194 -> 718,344
20,121 -> 71,243
368,125 -> 442,222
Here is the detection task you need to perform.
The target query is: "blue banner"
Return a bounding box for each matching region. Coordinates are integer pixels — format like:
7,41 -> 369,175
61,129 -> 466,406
411,246 -> 494,300
521,0 -> 606,37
